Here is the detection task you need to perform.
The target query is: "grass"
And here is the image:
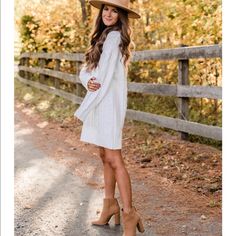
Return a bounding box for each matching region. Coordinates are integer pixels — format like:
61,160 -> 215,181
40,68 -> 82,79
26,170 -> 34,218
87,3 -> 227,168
15,78 -> 222,149
15,78 -> 78,122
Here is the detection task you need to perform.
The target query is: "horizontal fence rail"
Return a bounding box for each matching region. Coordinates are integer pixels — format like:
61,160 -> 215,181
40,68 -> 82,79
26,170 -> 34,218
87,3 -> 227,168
18,65 -> 222,99
128,83 -> 221,99
18,65 -> 80,83
20,52 -> 84,61
16,75 -> 83,104
17,44 -> 222,141
19,44 -> 222,61
132,45 -> 222,61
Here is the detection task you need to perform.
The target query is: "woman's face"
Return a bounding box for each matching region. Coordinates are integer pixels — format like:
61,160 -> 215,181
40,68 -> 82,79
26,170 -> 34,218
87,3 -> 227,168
102,4 -> 119,26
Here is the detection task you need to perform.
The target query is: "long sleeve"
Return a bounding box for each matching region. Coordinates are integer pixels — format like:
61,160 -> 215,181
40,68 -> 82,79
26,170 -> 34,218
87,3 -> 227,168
79,64 -> 93,91
74,31 -> 121,122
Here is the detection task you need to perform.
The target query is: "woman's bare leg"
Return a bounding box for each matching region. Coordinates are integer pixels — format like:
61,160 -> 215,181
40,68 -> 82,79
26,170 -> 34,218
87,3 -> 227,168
99,146 -> 116,198
104,148 -> 132,213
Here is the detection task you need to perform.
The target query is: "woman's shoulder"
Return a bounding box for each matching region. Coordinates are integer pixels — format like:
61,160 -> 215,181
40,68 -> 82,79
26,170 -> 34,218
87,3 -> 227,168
107,30 -> 121,36
102,30 -> 121,51
105,30 -> 121,42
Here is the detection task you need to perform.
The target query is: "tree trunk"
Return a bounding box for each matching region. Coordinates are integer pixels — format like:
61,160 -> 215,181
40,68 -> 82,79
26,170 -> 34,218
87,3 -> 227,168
79,0 -> 87,23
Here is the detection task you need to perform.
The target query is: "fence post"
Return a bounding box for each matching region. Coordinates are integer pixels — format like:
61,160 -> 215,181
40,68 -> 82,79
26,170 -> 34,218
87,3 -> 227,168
25,57 -> 30,80
39,58 -> 46,83
178,45 -> 189,140
54,59 -> 60,89
19,57 -> 25,78
75,61 -> 83,97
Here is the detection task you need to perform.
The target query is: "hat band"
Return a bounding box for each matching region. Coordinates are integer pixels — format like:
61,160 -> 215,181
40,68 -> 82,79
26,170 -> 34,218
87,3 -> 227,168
89,0 -> 141,19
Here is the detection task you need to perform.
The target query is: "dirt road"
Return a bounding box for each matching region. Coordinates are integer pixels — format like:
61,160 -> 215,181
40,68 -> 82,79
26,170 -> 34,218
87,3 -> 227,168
14,104 -> 221,236
14,110 -> 155,235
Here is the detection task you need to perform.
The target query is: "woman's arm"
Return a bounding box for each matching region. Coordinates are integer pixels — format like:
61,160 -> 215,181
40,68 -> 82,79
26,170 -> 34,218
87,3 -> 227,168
74,31 -> 121,122
79,65 -> 93,91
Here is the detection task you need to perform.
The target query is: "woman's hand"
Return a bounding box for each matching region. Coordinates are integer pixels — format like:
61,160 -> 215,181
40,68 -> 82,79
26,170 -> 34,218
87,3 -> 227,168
87,77 -> 101,92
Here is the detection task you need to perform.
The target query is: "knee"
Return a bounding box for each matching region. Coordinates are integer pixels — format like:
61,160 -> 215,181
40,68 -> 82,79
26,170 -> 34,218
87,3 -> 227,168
108,159 -> 119,170
105,152 -> 124,170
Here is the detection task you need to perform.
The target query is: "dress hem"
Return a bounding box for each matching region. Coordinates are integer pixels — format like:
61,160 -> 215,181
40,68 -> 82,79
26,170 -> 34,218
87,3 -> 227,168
80,137 -> 122,150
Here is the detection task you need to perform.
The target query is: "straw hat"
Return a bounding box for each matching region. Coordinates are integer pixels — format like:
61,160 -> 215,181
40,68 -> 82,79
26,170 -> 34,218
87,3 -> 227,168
89,0 -> 141,19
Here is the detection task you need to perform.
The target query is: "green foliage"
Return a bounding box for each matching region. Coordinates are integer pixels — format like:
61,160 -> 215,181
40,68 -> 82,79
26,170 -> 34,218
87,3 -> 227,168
128,93 -> 178,118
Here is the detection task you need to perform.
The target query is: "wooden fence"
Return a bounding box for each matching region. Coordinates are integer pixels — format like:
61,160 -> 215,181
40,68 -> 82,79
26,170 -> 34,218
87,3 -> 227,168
16,44 -> 222,141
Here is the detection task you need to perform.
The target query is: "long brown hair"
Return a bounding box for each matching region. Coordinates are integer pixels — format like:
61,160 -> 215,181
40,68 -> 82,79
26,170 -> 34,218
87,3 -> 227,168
84,4 -> 134,72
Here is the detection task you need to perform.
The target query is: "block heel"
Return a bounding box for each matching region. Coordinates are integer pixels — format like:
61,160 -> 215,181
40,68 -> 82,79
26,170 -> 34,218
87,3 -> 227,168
114,211 -> 120,225
122,206 -> 145,235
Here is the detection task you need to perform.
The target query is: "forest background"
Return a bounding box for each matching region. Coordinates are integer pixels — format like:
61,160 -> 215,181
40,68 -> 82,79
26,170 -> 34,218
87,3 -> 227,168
14,0 -> 222,146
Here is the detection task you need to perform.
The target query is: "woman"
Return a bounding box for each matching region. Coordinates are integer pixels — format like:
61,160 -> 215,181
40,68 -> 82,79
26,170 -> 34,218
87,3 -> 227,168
74,1 -> 144,235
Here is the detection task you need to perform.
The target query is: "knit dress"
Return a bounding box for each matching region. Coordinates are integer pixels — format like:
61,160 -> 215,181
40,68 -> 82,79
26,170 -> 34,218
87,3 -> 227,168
74,31 -> 127,150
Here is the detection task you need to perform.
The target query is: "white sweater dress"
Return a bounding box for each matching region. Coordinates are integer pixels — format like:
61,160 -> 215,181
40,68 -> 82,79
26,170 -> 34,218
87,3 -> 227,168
74,31 -> 127,150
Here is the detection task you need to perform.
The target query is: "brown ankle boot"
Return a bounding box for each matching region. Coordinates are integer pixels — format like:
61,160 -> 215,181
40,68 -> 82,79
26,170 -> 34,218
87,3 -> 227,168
91,198 -> 120,226
122,207 -> 145,236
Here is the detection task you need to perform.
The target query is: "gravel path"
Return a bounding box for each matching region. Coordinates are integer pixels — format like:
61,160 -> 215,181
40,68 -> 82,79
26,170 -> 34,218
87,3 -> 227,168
14,111 -> 155,236
14,104 -> 222,236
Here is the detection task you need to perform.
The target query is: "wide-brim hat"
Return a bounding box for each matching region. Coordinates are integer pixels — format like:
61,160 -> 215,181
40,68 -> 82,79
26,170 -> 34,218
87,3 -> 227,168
89,0 -> 141,19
